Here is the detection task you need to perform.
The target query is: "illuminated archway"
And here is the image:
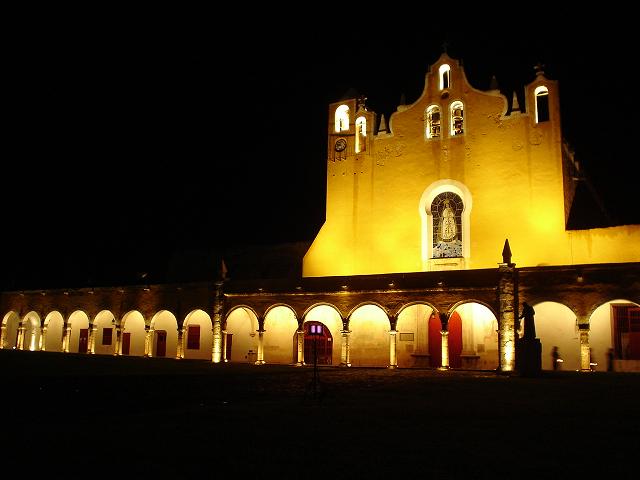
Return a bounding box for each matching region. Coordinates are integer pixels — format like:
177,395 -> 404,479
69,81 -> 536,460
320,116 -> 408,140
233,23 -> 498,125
183,310 -> 212,360
533,301 -> 578,370
303,304 -> 343,366
21,311 -> 41,351
263,305 -> 298,364
396,303 -> 434,368
43,311 -> 64,352
451,302 -> 499,370
67,311 -> 90,354
120,311 -> 146,357
225,306 -> 259,363
348,304 -> 390,367
93,310 -> 116,355
149,310 -> 178,358
2,311 -> 21,349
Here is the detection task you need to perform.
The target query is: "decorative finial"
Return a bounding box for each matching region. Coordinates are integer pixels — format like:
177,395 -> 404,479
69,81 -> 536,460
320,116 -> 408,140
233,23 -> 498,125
357,95 -> 367,111
378,114 -> 388,133
511,91 -> 520,113
489,75 -> 499,91
502,239 -> 512,264
442,40 -> 449,53
534,62 -> 545,77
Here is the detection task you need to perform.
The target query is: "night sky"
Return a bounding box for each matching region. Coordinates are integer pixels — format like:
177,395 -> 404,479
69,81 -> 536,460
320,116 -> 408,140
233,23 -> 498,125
3,19 -> 637,290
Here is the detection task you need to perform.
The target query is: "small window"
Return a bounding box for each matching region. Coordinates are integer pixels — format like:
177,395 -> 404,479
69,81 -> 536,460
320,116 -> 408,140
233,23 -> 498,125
426,105 -> 441,139
335,104 -> 350,132
450,101 -> 464,135
186,325 -> 200,350
102,328 -> 112,346
355,116 -> 366,153
534,86 -> 549,123
439,64 -> 451,90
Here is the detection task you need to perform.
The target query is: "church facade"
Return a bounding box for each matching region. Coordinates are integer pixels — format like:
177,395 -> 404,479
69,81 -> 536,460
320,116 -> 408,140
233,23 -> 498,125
2,53 -> 639,372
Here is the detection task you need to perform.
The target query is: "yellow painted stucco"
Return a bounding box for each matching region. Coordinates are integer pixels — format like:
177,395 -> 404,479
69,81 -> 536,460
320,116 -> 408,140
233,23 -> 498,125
303,53 -> 639,277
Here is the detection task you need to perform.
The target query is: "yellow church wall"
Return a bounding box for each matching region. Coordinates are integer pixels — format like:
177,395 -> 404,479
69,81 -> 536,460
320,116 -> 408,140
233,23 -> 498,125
303,53 -> 639,278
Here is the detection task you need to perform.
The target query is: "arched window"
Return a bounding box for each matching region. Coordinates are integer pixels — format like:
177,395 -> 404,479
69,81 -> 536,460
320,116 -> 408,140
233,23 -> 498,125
431,192 -> 463,258
335,104 -> 350,132
450,101 -> 464,136
425,105 -> 441,139
534,86 -> 549,123
439,64 -> 451,90
355,116 -> 366,153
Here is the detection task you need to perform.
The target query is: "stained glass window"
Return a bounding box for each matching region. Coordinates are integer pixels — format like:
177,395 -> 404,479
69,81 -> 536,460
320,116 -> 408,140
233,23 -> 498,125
431,192 -> 463,258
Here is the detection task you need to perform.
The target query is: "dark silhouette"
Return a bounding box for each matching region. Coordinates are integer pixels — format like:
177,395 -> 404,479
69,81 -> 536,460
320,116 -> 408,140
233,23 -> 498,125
519,302 -> 536,340
552,346 -> 562,371
607,347 -> 615,372
516,302 -> 542,376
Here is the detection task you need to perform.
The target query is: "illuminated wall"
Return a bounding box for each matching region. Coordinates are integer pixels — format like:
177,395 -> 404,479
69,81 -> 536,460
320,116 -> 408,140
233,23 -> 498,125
263,305 -> 298,364
348,304 -> 390,367
304,53 -> 640,277
225,307 -> 259,363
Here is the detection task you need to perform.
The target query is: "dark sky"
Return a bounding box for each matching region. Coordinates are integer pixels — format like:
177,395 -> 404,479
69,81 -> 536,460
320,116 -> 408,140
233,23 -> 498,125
3,19 -> 637,290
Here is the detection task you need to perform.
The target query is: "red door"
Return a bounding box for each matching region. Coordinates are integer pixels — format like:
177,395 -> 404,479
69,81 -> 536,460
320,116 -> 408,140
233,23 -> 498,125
428,314 -> 442,367
78,329 -> 89,354
303,322 -> 333,365
449,312 -> 463,368
156,330 -> 166,357
122,333 -> 131,355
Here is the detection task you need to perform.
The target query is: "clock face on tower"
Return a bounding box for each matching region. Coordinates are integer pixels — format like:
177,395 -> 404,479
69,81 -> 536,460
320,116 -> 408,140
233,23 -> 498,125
334,138 -> 347,152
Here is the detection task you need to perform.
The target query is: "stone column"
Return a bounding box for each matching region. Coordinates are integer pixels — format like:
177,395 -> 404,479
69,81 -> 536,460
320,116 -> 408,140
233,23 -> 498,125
62,325 -> 72,353
296,329 -> 304,366
176,327 -> 185,359
256,329 -> 265,365
222,330 -> 228,362
114,326 -> 122,355
144,327 -> 153,357
88,326 -> 97,354
388,330 -> 398,369
578,323 -> 591,372
497,259 -> 517,372
340,330 -> 351,367
440,331 -> 450,369
211,281 -> 224,363
17,324 -> 25,350
0,324 -> 6,349
40,326 -> 47,351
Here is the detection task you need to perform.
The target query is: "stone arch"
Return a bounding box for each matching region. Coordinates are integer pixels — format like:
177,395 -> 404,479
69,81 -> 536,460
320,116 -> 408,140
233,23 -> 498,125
589,298 -> 640,372
396,302 -> 435,368
149,310 -> 178,358
21,311 -> 41,351
225,306 -> 259,363
182,309 -> 213,360
67,310 -> 90,353
348,304 -> 391,367
120,310 -> 146,357
93,310 -> 116,355
450,301 -> 499,370
43,311 -> 65,352
2,311 -> 21,349
303,304 -> 344,366
263,305 -> 298,365
533,301 -> 579,371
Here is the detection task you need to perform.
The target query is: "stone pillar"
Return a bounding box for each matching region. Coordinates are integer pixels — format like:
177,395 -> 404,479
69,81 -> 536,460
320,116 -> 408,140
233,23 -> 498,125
222,330 -> 228,362
0,324 -> 6,349
388,330 -> 398,369
114,327 -> 122,355
144,327 -> 153,357
440,331 -> 450,369
62,325 -> 71,353
256,329 -> 265,365
17,324 -> 25,350
40,326 -> 47,351
340,330 -> 351,367
211,281 -> 224,363
296,329 -> 304,366
578,323 -> 591,372
497,260 -> 517,372
88,326 -> 97,354
177,327 -> 185,359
